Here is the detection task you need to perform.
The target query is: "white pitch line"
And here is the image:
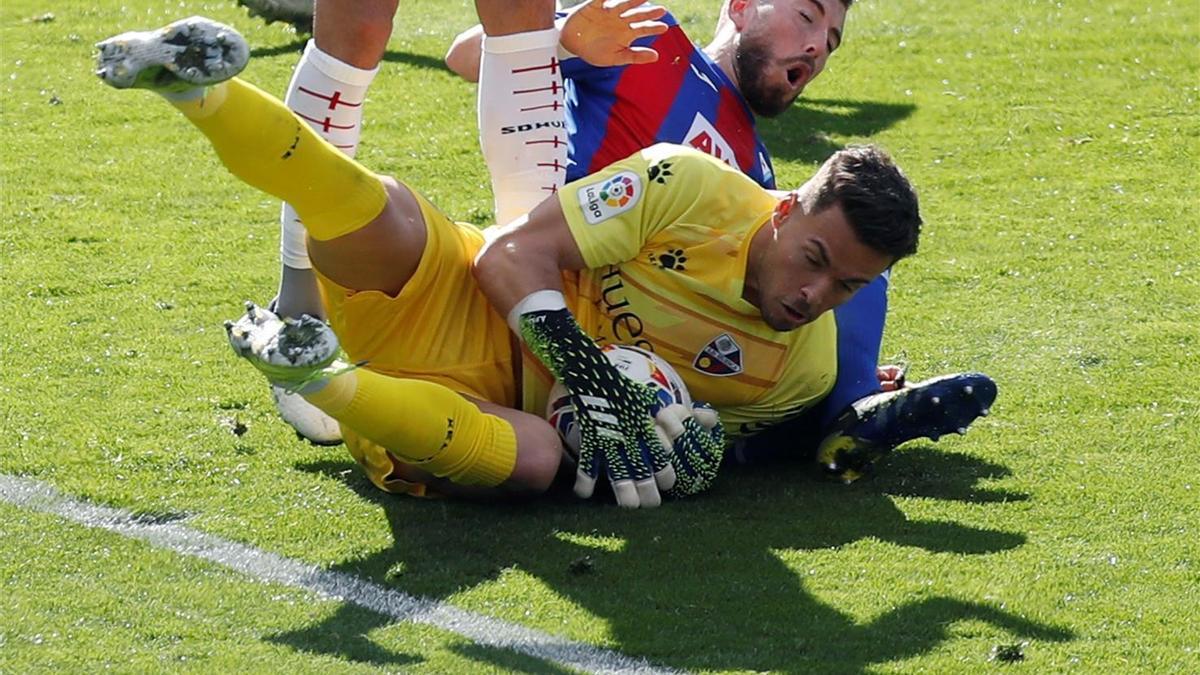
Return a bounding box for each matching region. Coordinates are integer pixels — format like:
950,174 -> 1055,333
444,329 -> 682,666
0,474 -> 677,675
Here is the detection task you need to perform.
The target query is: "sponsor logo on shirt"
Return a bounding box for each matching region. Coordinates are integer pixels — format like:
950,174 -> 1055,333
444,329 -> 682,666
684,114 -> 736,166
693,333 -> 743,376
597,266 -> 653,352
577,171 -> 641,224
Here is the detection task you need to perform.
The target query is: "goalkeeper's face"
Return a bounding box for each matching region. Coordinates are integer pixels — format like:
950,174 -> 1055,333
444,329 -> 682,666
747,199 -> 893,332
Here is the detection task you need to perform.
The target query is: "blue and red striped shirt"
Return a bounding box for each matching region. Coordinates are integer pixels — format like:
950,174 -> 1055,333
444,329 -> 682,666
560,12 -> 776,189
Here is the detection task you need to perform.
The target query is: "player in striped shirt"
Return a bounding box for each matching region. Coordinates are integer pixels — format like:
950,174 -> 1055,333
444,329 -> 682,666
449,1 -> 995,479
253,0 -> 994,481
94,15 -> 921,505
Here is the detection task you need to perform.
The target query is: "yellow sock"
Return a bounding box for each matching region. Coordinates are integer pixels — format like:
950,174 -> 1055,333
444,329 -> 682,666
305,369 -> 518,487
171,78 -> 387,241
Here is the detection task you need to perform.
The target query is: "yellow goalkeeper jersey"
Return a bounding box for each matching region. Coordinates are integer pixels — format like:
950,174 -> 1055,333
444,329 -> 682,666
522,144 -> 837,439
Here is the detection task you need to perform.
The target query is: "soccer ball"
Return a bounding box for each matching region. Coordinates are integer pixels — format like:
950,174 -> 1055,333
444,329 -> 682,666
545,344 -> 691,456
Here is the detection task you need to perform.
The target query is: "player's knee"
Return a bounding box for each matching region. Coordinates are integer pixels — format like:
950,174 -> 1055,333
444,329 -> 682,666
445,25 -> 483,83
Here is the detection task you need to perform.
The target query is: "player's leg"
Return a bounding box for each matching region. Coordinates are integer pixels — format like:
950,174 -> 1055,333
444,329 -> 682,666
818,274 -> 892,427
728,276 -> 996,475
97,17 -> 560,496
269,0 -> 400,444
813,274 -> 998,482
275,0 -> 399,321
226,304 -> 562,494
96,17 -> 425,300
342,398 -> 567,499
474,0 -> 569,225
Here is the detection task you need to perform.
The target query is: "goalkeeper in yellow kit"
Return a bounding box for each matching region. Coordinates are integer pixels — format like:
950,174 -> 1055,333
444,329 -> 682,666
94,16 -> 920,508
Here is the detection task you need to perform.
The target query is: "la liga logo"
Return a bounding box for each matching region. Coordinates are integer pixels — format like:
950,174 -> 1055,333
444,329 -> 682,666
577,170 -> 641,224
599,174 -> 636,207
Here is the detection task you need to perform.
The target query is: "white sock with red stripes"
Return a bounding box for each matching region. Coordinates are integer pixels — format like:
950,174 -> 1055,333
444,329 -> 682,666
477,27 -> 568,226
279,40 -> 380,270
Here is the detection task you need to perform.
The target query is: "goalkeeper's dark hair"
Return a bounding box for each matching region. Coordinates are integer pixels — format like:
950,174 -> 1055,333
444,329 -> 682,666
810,144 -> 920,261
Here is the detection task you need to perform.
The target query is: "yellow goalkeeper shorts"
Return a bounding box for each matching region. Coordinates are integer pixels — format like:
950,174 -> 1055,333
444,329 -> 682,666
314,189 -> 517,409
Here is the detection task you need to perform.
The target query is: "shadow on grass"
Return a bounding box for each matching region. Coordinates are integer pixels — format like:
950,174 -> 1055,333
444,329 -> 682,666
449,643 -> 579,675
266,605 -> 422,669
249,40 -> 308,59
264,449 -> 1068,672
250,43 -> 453,74
758,98 -> 917,166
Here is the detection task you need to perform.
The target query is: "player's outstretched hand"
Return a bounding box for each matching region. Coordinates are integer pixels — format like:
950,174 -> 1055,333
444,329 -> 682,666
562,0 -> 669,68
519,308 -> 675,508
654,402 -> 725,497
570,382 -> 676,508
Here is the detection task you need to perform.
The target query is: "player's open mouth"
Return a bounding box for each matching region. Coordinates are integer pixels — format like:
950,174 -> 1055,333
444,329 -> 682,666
782,302 -> 809,324
786,62 -> 812,88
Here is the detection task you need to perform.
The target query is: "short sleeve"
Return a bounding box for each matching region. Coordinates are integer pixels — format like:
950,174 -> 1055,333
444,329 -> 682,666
558,144 -> 743,268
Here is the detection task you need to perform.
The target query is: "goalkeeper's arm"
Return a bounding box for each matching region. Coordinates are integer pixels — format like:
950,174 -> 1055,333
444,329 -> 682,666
474,198 -> 675,508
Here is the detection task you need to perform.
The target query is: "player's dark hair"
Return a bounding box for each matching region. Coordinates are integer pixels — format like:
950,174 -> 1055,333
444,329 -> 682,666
811,145 -> 920,260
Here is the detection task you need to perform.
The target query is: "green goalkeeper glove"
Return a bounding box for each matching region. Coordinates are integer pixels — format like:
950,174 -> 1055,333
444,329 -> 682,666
519,307 -> 676,508
654,402 -> 726,497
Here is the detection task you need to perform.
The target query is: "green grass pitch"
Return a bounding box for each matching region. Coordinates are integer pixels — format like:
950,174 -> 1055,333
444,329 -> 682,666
1,0 -> 1197,671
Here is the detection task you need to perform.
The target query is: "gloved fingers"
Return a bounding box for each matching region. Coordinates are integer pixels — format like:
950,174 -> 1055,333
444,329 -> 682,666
653,463 -> 676,493
678,417 -> 720,456
636,419 -> 677,493
611,478 -> 642,508
698,420 -> 726,456
654,403 -> 690,440
653,423 -> 674,455
575,439 -> 603,477
691,403 -> 720,431
608,442 -> 654,484
573,468 -> 598,499
633,477 -> 662,508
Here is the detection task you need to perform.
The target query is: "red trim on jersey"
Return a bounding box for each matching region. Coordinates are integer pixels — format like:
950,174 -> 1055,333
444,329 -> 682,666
588,28 -> 692,174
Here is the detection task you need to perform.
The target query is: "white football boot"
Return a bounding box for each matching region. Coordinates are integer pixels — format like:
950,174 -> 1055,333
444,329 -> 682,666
264,300 -> 343,445
271,386 -> 343,446
95,16 -> 248,92
225,302 -> 355,446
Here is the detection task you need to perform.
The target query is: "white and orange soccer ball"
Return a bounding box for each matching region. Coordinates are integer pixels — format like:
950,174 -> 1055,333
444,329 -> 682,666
545,344 -> 691,456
